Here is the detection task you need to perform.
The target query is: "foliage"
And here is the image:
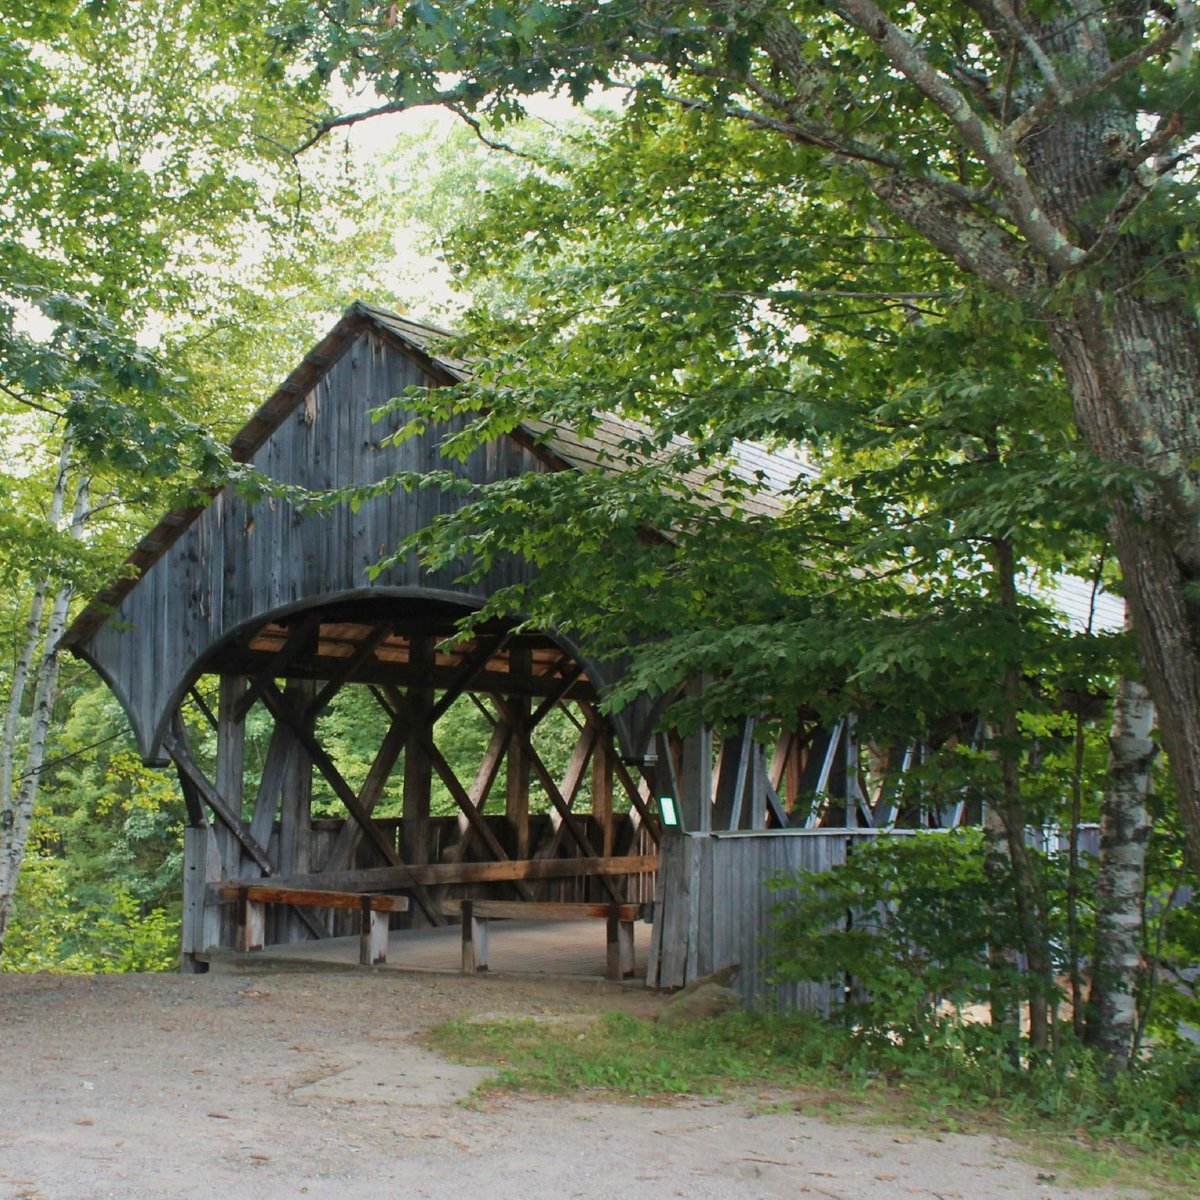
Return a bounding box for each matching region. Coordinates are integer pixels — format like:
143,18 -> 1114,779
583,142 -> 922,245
38,685 -> 185,908
767,830 -> 1036,1043
0,0 -> 403,963
303,686 -> 591,819
363,109 -> 1131,742
1,0 -> 399,535
1140,787 -> 1200,1043
766,809 -> 1200,1068
1,682 -> 184,971
283,1 -> 1200,872
327,55 -> 1159,1062
2,842 -> 178,974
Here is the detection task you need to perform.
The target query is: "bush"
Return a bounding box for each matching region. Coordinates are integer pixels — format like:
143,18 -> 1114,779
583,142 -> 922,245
767,829 -> 1043,1047
2,849 -> 179,974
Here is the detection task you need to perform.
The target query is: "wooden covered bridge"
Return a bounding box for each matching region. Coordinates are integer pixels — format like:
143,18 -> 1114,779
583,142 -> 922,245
60,302 -> 1021,1003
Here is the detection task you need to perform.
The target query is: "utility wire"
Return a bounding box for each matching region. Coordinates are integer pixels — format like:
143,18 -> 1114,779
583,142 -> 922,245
17,726 -> 132,782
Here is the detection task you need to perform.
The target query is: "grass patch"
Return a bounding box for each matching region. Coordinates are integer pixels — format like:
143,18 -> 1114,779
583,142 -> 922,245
430,1009 -> 846,1098
428,1009 -> 1200,1198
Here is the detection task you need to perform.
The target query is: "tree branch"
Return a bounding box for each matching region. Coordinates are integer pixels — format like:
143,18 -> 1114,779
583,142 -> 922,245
1075,114 -> 1190,270
295,83 -> 478,153
0,381 -> 66,418
717,288 -> 957,303
294,100 -> 410,152
870,172 -> 1042,298
645,85 -> 1004,217
1006,17 -> 1187,143
448,104 -> 539,161
975,0 -> 1066,98
835,0 -> 1085,271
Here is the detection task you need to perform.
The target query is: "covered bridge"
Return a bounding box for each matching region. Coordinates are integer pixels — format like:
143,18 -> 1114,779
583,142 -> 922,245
61,302 -> 941,1002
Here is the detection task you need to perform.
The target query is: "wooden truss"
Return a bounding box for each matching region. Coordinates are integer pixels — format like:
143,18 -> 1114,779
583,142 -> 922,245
662,711 -> 985,835
171,607 -> 659,967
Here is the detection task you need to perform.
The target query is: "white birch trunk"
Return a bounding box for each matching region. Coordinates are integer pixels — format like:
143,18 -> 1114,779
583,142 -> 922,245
0,462 -> 90,954
0,440 -> 71,811
1087,677 -> 1154,1068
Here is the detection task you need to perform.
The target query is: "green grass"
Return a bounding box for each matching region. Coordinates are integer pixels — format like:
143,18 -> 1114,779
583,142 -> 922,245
431,1009 -> 845,1097
428,1009 -> 1200,1198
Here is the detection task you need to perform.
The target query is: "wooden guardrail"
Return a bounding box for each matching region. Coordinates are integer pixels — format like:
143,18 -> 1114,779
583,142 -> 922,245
441,899 -> 647,980
214,884 -> 409,965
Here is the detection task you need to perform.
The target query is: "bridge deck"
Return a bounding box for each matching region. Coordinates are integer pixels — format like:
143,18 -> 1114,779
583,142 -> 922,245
206,917 -> 653,980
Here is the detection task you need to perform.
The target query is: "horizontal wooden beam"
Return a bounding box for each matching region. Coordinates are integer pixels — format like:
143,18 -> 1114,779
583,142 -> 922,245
446,899 -> 645,922
214,884 -> 410,913
208,854 -> 658,901
205,649 -> 597,703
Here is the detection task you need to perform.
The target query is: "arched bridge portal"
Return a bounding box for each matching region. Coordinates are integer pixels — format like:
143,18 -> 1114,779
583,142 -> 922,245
61,304 -> 665,970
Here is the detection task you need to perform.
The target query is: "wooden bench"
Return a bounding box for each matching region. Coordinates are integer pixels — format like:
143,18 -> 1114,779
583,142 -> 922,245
215,884 -> 409,965
441,899 -> 646,980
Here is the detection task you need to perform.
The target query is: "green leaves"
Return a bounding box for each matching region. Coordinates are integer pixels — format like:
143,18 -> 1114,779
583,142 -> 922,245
768,830 -> 1055,1045
361,103 -> 1126,752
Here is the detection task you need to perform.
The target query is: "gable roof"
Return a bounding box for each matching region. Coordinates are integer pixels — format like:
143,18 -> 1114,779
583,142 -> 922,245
63,299 -> 1114,653
62,301 -> 814,651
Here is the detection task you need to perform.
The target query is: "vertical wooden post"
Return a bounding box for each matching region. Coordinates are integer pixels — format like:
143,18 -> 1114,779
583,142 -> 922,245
404,637 -> 435,923
769,727 -> 802,815
181,825 -> 219,972
506,647 -> 532,862
713,716 -> 753,831
460,900 -> 488,972
592,731 -> 614,858
200,825 -> 222,956
679,724 -> 713,833
844,713 -> 862,828
235,888 -> 265,953
747,738 -> 767,830
606,906 -> 636,980
360,900 -> 389,966
215,675 -> 246,947
278,680 -> 315,941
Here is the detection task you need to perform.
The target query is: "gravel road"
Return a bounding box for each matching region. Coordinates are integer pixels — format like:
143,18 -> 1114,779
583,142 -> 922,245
0,969 -> 1146,1200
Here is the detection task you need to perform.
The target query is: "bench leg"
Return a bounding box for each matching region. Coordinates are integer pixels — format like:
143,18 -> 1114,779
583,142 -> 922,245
361,909 -> 389,966
236,893 -> 265,953
606,912 -> 636,980
461,902 -> 489,973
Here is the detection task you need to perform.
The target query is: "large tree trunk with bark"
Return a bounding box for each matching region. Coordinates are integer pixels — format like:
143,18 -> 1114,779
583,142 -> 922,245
1049,293 -> 1200,870
994,17 -> 1200,865
1087,676 -> 1155,1068
873,15 -> 1200,866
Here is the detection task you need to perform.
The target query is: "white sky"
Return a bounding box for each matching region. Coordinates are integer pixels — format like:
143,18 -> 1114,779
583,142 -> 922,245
327,83 -> 616,318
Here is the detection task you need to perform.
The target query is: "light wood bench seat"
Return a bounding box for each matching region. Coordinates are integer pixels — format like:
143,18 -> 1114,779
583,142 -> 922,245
441,899 -> 646,980
214,883 -> 408,965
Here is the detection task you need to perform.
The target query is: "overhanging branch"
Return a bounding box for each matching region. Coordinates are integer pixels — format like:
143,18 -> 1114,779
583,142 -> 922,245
836,0 -> 1085,271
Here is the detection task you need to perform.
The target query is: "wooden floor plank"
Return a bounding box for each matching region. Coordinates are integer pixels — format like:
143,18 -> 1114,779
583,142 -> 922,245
208,918 -> 653,980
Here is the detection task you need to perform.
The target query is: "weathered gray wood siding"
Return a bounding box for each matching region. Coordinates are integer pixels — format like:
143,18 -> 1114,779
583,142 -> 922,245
77,330 -> 572,763
651,831 -> 866,1011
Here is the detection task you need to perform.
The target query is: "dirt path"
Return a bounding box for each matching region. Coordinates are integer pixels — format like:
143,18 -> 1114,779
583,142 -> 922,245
0,969 -> 1144,1200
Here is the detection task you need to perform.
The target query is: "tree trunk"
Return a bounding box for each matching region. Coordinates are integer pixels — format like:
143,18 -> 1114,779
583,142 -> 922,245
989,535 -> 1055,1053
1049,298 -> 1200,872
1008,18 -> 1200,870
0,465 -> 90,956
0,441 -> 70,812
983,798 -> 1021,1052
1087,676 -> 1154,1069
862,14 -> 1200,869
